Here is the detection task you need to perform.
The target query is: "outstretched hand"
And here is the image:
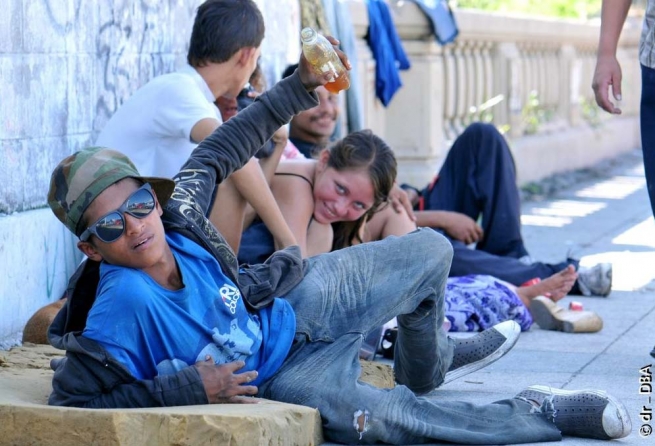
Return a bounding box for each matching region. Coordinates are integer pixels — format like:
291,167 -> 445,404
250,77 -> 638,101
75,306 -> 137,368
195,357 -> 259,404
297,36 -> 351,91
592,55 -> 623,114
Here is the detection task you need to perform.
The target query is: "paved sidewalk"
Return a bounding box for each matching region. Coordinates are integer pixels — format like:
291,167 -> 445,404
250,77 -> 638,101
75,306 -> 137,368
326,149 -> 655,445
437,149 -> 655,445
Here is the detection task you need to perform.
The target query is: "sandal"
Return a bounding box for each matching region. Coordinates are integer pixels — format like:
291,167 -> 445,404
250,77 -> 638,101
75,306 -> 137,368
530,296 -> 603,333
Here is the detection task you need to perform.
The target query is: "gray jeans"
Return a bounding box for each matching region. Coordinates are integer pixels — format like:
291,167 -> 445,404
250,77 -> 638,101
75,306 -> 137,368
259,229 -> 561,444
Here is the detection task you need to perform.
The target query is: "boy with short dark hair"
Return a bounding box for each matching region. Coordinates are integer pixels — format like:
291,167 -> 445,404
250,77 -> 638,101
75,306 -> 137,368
96,0 -> 296,254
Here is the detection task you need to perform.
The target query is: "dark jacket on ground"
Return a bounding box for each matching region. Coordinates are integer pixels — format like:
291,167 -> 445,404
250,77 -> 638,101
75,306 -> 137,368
47,72 -> 319,409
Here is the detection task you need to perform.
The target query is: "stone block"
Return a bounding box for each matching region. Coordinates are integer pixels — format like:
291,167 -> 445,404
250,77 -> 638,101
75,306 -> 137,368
67,55 -> 97,135
0,1 -> 22,53
0,345 -> 395,445
170,1 -> 198,51
359,360 -> 395,389
0,344 -> 324,445
0,55 -> 29,140
21,134 -> 96,211
0,139 -> 26,213
0,209 -> 83,349
22,54 -> 69,139
22,0 -> 68,53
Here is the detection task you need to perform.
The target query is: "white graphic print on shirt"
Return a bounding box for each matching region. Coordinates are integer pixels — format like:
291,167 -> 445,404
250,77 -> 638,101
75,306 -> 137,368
220,284 -> 240,314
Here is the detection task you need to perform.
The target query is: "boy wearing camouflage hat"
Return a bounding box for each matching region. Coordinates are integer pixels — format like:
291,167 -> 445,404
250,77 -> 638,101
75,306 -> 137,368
46,53 -> 631,444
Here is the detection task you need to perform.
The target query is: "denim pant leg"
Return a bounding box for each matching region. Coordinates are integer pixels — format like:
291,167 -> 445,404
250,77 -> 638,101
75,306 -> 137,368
423,122 -> 528,258
281,228 -> 454,393
447,237 -> 587,293
260,334 -> 562,444
641,64 -> 655,219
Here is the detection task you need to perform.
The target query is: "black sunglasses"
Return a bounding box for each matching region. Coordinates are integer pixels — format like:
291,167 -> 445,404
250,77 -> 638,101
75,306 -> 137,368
79,183 -> 156,243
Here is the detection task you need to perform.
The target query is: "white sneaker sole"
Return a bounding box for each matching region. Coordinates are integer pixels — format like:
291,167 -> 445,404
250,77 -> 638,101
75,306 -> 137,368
527,385 -> 632,439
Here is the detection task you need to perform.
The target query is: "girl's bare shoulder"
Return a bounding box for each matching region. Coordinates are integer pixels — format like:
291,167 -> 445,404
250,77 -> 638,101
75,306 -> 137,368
276,159 -> 316,180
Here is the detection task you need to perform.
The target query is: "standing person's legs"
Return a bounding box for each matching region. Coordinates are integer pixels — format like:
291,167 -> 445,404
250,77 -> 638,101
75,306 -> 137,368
640,64 -> 655,358
423,122 -> 528,258
641,64 -> 655,219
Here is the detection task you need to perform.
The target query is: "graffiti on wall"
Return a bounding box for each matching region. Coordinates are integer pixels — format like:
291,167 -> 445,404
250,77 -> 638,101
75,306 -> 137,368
40,0 -> 298,133
93,1 -> 199,132
43,0 -> 83,34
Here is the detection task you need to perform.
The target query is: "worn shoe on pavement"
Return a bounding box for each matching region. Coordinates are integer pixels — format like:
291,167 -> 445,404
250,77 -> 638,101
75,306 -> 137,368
443,320 -> 520,384
577,263 -> 612,297
515,385 -> 631,440
529,296 -> 603,333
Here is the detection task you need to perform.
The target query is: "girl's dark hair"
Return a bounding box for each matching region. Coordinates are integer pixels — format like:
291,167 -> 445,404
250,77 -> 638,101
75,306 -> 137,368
187,0 -> 265,67
328,130 -> 397,250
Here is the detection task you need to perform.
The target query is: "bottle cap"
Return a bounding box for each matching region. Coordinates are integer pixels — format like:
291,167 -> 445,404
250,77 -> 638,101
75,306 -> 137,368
569,301 -> 584,311
300,27 -> 317,44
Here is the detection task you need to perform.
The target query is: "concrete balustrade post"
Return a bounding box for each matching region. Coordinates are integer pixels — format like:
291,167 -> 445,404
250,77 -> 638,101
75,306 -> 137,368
493,42 -> 523,137
559,44 -> 581,126
384,40 -> 446,188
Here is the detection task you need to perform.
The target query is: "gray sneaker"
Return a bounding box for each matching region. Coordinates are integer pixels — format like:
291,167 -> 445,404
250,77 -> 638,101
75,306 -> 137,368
577,263 -> 612,296
443,320 -> 520,384
515,385 -> 631,440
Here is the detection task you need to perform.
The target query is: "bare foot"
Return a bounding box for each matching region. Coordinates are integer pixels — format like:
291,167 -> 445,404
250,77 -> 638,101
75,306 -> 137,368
516,265 -> 578,306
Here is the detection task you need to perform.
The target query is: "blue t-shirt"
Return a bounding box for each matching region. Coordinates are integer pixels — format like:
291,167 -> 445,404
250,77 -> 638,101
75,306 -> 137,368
83,232 -> 295,386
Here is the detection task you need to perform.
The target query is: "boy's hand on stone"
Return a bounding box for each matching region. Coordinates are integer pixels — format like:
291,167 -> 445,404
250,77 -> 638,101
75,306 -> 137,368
195,357 -> 259,404
298,36 -> 351,91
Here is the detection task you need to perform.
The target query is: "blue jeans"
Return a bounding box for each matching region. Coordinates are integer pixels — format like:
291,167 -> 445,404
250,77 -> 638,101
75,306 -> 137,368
421,123 -> 582,292
259,229 -> 561,444
423,123 -> 528,258
641,64 -> 655,218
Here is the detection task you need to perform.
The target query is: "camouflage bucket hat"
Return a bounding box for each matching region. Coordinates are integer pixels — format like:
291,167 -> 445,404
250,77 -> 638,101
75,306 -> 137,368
48,147 -> 176,237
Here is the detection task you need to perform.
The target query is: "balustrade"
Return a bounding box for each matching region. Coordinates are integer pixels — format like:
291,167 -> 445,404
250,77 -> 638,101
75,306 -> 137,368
348,1 -> 642,186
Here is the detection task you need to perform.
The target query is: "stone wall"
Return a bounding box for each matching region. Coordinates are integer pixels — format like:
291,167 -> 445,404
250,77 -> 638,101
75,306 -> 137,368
0,0 -> 298,348
0,0 -> 644,347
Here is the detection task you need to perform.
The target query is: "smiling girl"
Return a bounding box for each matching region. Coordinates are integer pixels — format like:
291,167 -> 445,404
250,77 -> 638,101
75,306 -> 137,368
239,129 -> 397,260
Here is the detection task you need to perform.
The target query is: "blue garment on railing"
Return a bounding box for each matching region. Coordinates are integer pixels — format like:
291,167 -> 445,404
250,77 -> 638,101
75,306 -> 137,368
406,0 -> 459,45
365,0 -> 411,106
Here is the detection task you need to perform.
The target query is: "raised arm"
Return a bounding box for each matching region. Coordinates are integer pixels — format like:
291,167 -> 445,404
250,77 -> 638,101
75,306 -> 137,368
173,38 -> 350,218
174,71 -> 319,217
592,0 -> 632,114
186,92 -> 298,253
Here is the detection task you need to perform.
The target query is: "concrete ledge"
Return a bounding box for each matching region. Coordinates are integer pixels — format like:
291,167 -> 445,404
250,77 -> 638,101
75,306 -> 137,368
0,345 -> 394,445
0,344 -> 323,445
511,116 -> 641,185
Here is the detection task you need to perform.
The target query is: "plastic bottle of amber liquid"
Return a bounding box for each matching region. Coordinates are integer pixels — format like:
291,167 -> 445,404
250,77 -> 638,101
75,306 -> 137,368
300,27 -> 350,94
